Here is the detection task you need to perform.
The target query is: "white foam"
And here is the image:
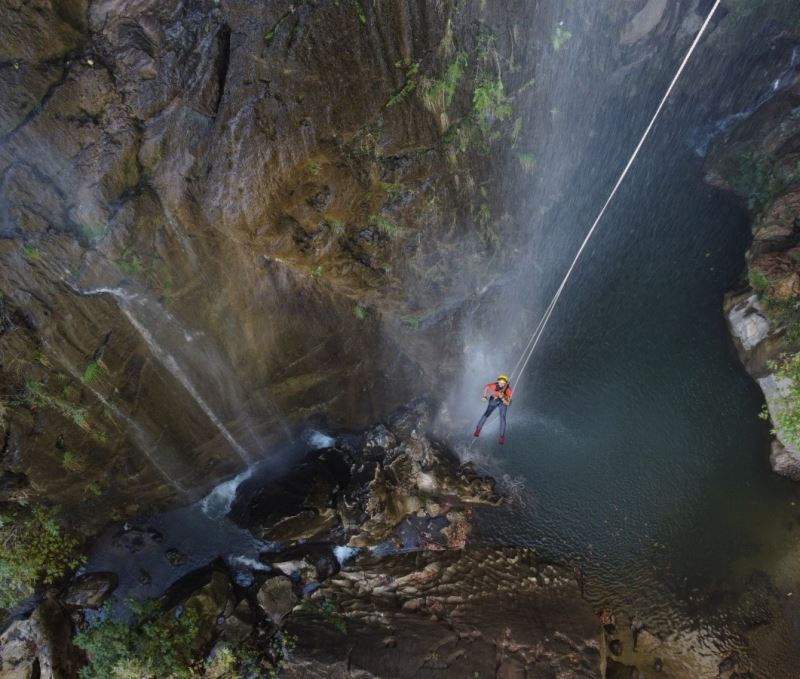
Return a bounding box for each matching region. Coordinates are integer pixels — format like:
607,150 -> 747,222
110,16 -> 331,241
305,430 -> 336,449
200,467 -> 253,518
333,545 -> 358,565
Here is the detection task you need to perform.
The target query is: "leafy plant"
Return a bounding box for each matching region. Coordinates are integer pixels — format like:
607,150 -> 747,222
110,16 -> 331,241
387,60 -> 421,107
354,304 -> 368,321
748,268 -> 769,294
74,599 -> 201,679
310,265 -> 324,279
472,76 -> 512,133
551,25 -> 572,51
24,380 -> 90,430
22,244 -> 38,260
419,52 -> 468,112
306,161 -> 322,176
0,504 -> 84,609
351,0 -> 366,25
117,249 -> 143,276
83,360 -> 101,385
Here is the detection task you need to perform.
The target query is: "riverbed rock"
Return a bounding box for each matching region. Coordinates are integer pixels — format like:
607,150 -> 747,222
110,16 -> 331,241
180,571 -> 233,652
257,576 -> 297,624
62,571 -> 118,609
285,548 -> 602,678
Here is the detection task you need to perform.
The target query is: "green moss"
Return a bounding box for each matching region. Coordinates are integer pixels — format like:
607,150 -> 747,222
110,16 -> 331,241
80,223 -> 107,240
515,149 -> 536,173
351,0 -> 366,25
311,265 -> 324,279
354,304 -> 368,320
768,352 -> 800,447
117,249 -> 143,276
0,504 -> 84,609
748,269 -> 769,294
306,161 -> 322,176
369,214 -> 399,235
74,599 -> 201,679
22,243 -> 38,260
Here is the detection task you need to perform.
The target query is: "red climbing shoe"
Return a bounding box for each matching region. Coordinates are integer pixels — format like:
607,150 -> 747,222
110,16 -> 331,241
474,427 -> 481,437
498,435 -> 505,445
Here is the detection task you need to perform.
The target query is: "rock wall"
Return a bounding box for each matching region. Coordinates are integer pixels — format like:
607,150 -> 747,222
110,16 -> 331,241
703,5 -> 800,479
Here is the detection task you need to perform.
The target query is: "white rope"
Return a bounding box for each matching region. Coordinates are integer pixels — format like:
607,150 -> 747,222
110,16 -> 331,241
508,0 -> 723,393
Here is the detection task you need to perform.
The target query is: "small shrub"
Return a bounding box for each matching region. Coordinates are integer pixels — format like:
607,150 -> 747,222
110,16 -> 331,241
748,269 -> 769,294
472,76 -> 512,134
74,599 -> 201,679
551,25 -> 573,51
419,52 -> 468,112
0,504 -> 84,609
83,361 -> 101,385
62,451 -> 87,473
306,162 -> 322,176
24,380 -> 89,430
310,265 -> 324,279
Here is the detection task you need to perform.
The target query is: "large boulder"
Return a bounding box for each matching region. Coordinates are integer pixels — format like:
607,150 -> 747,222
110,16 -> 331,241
62,571 -> 118,609
257,575 -> 297,624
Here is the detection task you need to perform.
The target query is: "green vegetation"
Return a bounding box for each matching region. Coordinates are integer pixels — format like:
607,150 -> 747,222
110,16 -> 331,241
476,203 -> 492,227
74,599 -> 201,679
369,214 -> 399,235
302,597 -> 347,633
22,243 -> 38,260
310,265 -> 324,279
472,76 -> 513,134
80,223 -> 107,240
768,352 -> 800,448
387,60 -> 421,107
354,304 -> 368,321
551,25 -> 573,51
306,161 -> 322,176
748,268 -> 770,294
720,153 -> 800,216
419,52 -> 468,112
23,380 -> 89,430
351,0 -> 366,25
117,248 -> 143,276
515,149 -> 536,173
62,450 -> 87,473
0,504 -> 84,609
83,360 -> 101,385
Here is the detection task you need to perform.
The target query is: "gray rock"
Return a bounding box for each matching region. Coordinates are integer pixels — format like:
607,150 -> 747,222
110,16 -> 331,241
257,575 -> 297,623
62,571 -> 118,609
728,295 -> 770,351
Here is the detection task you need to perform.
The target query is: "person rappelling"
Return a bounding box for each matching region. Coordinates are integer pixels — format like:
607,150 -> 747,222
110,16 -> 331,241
474,375 -> 513,444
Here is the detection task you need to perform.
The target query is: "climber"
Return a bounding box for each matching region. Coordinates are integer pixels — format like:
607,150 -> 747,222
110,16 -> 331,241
474,375 -> 513,444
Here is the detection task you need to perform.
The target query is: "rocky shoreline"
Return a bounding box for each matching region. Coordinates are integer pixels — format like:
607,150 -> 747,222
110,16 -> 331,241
0,400 -> 611,678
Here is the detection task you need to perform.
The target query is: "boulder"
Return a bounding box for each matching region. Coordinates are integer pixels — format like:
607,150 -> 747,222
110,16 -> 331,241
62,571 -> 118,609
257,575 -> 297,624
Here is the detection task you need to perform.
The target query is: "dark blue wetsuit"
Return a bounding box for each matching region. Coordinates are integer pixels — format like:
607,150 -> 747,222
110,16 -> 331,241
476,397 -> 508,436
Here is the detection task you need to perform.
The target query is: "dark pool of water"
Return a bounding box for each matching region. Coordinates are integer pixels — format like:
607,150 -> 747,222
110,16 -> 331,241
465,146 -> 800,673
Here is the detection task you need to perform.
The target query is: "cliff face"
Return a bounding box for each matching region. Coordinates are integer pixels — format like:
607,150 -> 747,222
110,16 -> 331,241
1,0 -> 714,527
1,0 -> 542,526
703,7 -> 800,480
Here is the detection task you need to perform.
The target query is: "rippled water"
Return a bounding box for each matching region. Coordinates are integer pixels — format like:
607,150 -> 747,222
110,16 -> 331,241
466,151 -> 800,674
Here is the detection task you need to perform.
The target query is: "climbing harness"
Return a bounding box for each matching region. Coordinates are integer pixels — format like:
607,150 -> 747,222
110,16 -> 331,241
507,0 -> 723,393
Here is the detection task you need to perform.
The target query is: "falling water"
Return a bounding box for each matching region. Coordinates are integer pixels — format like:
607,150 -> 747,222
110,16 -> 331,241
74,286 -> 253,465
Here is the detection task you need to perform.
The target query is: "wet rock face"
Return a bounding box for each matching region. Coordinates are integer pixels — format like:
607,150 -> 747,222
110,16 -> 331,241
283,548 -> 602,678
0,0 -> 549,525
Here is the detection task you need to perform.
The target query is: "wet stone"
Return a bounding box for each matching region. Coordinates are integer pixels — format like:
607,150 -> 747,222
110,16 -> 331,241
138,568 -> 152,585
608,638 -> 623,656
165,548 -> 188,567
63,571 -> 118,609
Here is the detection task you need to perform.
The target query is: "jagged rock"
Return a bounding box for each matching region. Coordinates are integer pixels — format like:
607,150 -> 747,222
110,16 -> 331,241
181,571 -> 233,651
270,543 -> 340,583
165,547 -> 188,567
257,575 -> 297,624
0,599 -> 79,679
62,571 -> 118,609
